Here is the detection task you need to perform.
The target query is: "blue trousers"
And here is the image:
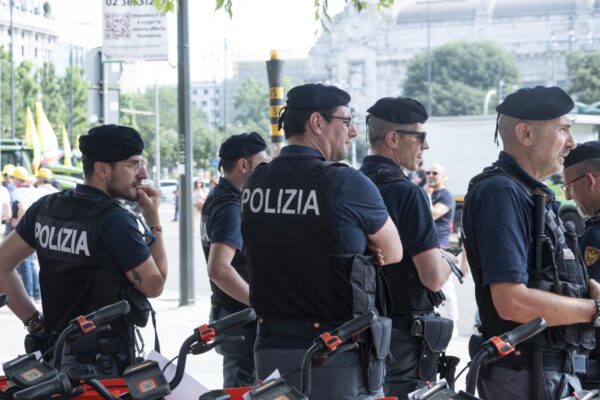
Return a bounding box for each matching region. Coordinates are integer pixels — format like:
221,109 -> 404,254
16,256 -> 39,299
210,304 -> 256,388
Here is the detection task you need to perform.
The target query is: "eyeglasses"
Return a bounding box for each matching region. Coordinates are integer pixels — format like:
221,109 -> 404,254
426,171 -> 438,176
561,173 -> 587,194
320,113 -> 353,128
394,129 -> 427,144
117,159 -> 147,174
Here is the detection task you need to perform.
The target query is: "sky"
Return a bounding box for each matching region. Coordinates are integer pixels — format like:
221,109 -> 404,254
49,0 -> 347,88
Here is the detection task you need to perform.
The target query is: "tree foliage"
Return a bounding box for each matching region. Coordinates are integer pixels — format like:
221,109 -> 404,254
120,87 -> 217,177
403,41 -> 520,116
0,47 -> 88,140
567,52 -> 600,104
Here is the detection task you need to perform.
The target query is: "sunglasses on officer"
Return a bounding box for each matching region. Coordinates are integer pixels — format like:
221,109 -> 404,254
393,129 -> 427,144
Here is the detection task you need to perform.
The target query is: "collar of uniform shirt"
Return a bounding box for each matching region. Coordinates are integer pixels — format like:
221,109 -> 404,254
495,151 -> 554,199
279,145 -> 325,159
361,155 -> 406,177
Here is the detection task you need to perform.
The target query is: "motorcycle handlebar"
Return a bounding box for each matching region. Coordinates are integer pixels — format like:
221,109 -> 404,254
207,308 -> 256,335
499,317 -> 547,348
329,311 -> 376,342
80,300 -> 131,327
13,373 -> 71,400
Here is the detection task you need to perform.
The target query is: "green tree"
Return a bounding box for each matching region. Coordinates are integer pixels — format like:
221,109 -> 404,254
121,87 -> 217,176
567,52 -> 600,104
14,61 -> 40,135
60,65 -> 89,139
403,41 -> 520,116
233,77 -> 270,135
37,63 -> 66,129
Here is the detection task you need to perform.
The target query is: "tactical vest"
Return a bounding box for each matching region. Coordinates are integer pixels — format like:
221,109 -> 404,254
200,184 -> 249,312
465,166 -> 595,352
363,168 -> 445,315
33,191 -> 128,336
241,156 -> 379,325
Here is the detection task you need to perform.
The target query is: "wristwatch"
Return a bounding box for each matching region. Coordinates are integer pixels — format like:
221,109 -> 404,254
24,311 -> 44,334
593,299 -> 600,328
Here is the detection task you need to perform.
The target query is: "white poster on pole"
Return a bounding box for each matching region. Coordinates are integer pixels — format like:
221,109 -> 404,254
102,0 -> 168,62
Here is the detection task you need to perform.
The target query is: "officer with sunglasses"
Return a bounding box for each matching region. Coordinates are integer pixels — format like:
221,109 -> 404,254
563,141 -> 600,390
462,87 -> 600,399
0,124 -> 168,378
242,84 -> 403,399
360,97 -> 456,398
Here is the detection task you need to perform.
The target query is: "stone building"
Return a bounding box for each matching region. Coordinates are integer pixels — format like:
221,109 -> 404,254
310,0 -> 600,117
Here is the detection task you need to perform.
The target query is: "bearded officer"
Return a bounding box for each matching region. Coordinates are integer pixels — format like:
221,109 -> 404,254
241,83 -> 403,399
563,141 -> 600,389
0,125 -> 168,377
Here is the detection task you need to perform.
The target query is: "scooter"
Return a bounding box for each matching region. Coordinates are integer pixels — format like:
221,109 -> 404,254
5,306 -> 257,400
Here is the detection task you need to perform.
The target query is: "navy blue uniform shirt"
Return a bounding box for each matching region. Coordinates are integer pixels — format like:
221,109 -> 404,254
581,217 -> 600,282
463,151 -> 555,287
280,145 -> 389,253
17,184 -> 151,274
360,155 -> 439,257
207,177 -> 243,251
432,188 -> 455,248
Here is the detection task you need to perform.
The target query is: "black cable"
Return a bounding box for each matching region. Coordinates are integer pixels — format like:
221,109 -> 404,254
161,355 -> 179,374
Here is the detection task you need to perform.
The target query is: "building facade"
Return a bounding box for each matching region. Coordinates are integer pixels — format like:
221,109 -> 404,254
310,0 -> 600,117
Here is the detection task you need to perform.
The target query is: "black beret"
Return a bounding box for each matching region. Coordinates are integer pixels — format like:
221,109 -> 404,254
367,97 -> 428,124
79,125 -> 144,162
285,83 -> 350,110
219,132 -> 267,160
564,141 -> 600,169
496,86 -> 574,121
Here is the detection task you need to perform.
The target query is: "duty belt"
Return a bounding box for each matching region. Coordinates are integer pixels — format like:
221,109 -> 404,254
256,318 -> 337,341
494,350 -> 587,374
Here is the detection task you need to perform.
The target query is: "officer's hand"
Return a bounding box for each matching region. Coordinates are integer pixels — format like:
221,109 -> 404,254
589,279 -> 600,299
137,185 -> 160,218
369,246 -> 385,265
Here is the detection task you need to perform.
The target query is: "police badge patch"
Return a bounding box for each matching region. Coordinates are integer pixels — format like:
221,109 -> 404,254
584,246 -> 600,267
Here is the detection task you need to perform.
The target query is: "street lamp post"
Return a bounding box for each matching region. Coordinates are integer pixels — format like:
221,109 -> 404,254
10,0 -> 15,139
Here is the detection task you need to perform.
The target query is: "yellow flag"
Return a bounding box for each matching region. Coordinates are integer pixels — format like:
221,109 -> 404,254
25,107 -> 41,173
61,125 -> 73,167
35,101 -> 59,152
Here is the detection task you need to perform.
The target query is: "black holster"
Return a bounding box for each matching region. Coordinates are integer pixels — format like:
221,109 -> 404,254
360,315 -> 392,393
410,314 -> 454,380
24,332 -> 50,355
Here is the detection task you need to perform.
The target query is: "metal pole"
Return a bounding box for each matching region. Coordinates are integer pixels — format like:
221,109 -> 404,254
177,0 -> 195,306
154,80 -> 160,187
69,43 -> 74,143
10,0 -> 15,138
426,0 -> 432,116
223,39 -> 228,136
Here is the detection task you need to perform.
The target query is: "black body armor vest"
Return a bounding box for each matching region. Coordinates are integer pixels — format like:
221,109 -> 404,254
363,168 -> 445,315
200,184 -> 249,312
241,157 -> 379,325
465,166 -> 595,352
33,191 -> 127,335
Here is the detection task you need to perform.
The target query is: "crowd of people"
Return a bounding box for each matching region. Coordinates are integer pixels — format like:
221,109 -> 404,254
1,82 -> 599,400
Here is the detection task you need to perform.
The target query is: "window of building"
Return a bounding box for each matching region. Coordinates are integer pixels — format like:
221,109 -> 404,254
21,46 -> 24,56
21,31 -> 25,38
204,89 -> 208,94
35,34 -> 38,41
193,89 -> 197,95
34,48 -> 38,58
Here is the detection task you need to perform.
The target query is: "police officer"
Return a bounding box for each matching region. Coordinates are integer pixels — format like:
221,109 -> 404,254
462,87 -> 600,399
241,83 -> 403,399
0,125 -> 168,377
201,132 -> 268,387
563,141 -> 600,389
360,97 -> 454,398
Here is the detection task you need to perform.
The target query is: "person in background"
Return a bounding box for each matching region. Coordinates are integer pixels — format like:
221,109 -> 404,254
424,162 -> 461,330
